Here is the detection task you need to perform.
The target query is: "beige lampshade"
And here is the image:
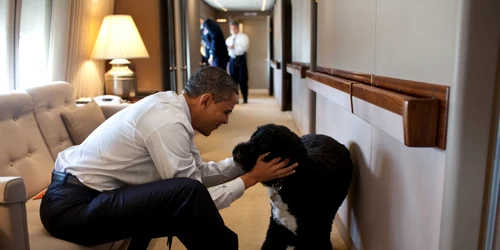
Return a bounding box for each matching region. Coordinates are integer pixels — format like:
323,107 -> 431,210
91,15 -> 149,60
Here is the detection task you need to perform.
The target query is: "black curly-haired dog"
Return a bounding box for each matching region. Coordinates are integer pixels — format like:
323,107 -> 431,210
233,124 -> 353,250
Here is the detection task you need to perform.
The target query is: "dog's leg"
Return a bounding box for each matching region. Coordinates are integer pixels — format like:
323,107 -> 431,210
261,215 -> 296,250
294,220 -> 333,250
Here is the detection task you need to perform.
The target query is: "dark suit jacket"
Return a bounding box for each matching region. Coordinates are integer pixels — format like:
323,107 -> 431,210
202,19 -> 229,67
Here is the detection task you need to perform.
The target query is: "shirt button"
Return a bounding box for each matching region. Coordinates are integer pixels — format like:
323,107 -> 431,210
27,153 -> 31,157
9,161 -> 13,166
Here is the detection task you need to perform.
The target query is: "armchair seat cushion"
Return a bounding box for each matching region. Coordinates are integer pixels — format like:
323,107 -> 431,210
26,199 -> 123,250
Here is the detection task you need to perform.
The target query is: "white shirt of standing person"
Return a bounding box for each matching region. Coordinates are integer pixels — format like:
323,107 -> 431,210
226,32 -> 249,58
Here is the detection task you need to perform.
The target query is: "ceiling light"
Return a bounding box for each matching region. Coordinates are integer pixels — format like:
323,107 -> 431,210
261,0 -> 267,11
210,0 -> 227,12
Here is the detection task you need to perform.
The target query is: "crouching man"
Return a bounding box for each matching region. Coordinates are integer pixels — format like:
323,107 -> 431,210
40,66 -> 297,250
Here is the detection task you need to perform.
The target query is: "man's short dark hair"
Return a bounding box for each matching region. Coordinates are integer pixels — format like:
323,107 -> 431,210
184,66 -> 239,103
231,20 -> 239,27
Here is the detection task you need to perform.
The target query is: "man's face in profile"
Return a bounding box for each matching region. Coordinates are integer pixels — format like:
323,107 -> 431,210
197,93 -> 238,136
230,24 -> 238,35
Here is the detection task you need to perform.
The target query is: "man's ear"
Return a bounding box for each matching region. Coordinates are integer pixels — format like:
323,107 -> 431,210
199,94 -> 213,108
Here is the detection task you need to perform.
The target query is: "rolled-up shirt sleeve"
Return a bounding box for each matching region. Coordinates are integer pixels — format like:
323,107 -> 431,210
144,121 -> 245,209
208,178 -> 245,209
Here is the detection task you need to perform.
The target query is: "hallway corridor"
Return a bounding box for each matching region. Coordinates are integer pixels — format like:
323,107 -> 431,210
150,92 -> 349,250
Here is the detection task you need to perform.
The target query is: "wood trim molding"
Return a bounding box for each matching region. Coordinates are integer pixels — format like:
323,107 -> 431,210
372,75 -> 449,149
316,66 -> 372,84
314,66 -> 449,148
335,215 -> 358,250
306,70 -> 445,149
270,59 -> 281,70
287,62 -> 310,78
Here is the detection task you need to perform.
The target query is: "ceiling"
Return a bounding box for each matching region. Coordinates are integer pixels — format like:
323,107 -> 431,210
203,0 -> 275,12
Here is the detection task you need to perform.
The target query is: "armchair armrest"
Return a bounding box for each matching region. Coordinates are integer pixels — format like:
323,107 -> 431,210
0,177 -> 30,250
98,103 -> 131,119
0,177 -> 27,203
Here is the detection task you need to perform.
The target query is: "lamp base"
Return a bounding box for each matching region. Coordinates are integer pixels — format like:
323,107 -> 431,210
104,59 -> 136,98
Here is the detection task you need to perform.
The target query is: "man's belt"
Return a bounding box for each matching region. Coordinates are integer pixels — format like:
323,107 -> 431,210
231,54 -> 247,66
51,170 -> 86,187
232,54 -> 247,59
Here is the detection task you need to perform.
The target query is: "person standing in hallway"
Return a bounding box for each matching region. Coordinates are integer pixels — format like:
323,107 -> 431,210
226,20 -> 250,104
202,18 -> 229,70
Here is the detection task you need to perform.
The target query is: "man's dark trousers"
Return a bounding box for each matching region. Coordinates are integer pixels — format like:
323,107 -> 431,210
229,53 -> 249,103
39,171 -> 238,250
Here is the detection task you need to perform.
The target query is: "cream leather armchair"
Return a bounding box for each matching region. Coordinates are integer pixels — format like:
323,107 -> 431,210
0,83 -> 130,250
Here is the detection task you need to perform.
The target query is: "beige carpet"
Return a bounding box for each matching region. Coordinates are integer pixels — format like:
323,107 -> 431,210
149,93 -> 349,250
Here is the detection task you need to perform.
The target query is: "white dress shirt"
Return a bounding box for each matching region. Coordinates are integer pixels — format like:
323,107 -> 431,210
226,32 -> 249,58
55,91 -> 245,210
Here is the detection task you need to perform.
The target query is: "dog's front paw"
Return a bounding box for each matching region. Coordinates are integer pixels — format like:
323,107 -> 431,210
261,240 -> 289,250
294,241 -> 333,250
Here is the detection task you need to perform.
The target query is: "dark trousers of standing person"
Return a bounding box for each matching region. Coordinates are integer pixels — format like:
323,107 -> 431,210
212,56 -> 228,71
229,53 -> 249,103
39,171 -> 238,250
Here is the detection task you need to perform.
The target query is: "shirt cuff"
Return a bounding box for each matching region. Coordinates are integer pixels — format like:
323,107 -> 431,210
207,177 -> 245,210
227,177 -> 245,201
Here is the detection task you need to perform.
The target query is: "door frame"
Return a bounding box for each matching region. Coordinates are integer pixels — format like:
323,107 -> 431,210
280,0 -> 292,111
268,16 -> 274,96
159,0 -> 176,92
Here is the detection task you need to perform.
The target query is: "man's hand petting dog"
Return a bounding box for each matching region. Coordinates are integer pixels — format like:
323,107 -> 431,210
240,152 -> 298,189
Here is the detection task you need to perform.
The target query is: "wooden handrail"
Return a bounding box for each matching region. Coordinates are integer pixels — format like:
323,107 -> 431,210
306,70 -> 446,149
352,83 -> 439,147
316,66 -> 371,84
314,66 -> 449,149
286,62 -> 310,78
270,60 -> 281,70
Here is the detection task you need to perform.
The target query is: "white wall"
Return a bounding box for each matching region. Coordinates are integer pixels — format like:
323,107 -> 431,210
289,70 -> 311,135
291,0 -> 310,63
273,69 -> 282,106
313,0 -> 458,249
272,0 -> 282,106
284,0 -> 500,249
289,0 -> 311,135
272,0 -> 281,62
439,1 -> 500,249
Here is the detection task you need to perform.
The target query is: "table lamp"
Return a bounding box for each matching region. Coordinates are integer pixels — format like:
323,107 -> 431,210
91,15 -> 149,99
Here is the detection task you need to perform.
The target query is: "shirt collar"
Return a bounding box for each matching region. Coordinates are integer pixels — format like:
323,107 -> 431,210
178,93 -> 192,123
